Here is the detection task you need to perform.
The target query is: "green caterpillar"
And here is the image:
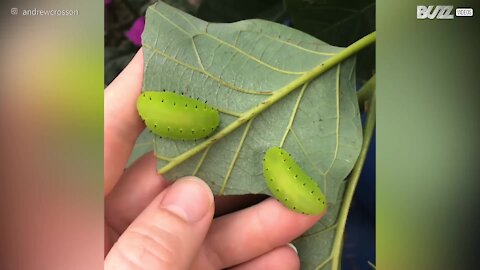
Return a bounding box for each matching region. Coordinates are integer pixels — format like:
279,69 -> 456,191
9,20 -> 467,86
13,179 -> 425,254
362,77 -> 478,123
263,147 -> 327,215
137,91 -> 220,140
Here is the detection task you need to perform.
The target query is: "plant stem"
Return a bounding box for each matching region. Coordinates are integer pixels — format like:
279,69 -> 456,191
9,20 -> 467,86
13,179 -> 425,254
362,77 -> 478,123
330,91 -> 376,270
357,74 -> 376,107
158,32 -> 377,174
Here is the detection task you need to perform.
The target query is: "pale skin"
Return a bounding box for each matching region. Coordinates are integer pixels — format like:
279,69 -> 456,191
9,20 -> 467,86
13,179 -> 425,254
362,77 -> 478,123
104,49 -> 325,270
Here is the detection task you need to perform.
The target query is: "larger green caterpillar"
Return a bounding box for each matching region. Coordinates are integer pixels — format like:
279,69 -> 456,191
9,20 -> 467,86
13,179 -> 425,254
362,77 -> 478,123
263,147 -> 327,215
137,91 -> 220,140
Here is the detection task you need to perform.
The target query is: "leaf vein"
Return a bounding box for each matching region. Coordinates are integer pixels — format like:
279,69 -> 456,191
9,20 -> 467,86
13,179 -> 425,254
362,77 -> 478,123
219,118 -> 254,195
176,10 -> 201,33
149,6 -> 191,36
191,39 -> 205,70
156,33 -> 377,175
323,65 -> 341,176
153,136 -> 174,161
290,128 -> 327,177
192,146 -> 211,175
150,6 -> 305,75
143,43 -> 271,95
256,32 -> 337,56
314,256 -> 333,270
217,108 -> 242,117
297,223 -> 338,240
280,82 -> 309,147
198,33 -> 306,75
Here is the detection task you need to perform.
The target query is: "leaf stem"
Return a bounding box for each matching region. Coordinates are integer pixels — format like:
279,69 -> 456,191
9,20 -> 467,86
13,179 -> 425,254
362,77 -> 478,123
158,32 -> 377,174
330,91 -> 376,270
357,74 -> 376,108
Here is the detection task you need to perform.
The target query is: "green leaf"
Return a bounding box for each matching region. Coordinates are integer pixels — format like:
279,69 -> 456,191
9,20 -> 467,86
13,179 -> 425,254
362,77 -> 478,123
137,2 -> 375,269
294,90 -> 375,270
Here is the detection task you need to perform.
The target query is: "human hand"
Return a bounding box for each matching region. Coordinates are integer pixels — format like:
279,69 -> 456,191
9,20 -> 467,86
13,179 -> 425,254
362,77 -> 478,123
104,49 -> 325,270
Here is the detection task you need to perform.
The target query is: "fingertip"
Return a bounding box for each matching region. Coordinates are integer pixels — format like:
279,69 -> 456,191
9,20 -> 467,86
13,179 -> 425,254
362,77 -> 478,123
278,245 -> 301,270
176,176 -> 214,206
266,197 -> 323,223
160,176 -> 214,223
287,242 -> 298,254
178,175 -> 213,191
254,198 -> 322,243
106,175 -> 215,270
229,245 -> 300,270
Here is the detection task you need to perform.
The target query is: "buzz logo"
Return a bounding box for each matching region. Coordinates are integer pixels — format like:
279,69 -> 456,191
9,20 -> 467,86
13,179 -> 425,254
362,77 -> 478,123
417,5 -> 454,19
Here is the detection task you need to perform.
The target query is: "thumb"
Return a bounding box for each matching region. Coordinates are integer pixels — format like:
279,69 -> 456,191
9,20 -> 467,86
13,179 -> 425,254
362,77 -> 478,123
105,176 -> 214,270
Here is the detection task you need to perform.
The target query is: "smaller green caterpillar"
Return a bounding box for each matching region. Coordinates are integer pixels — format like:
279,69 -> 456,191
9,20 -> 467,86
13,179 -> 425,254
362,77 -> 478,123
263,147 -> 327,215
137,91 -> 220,140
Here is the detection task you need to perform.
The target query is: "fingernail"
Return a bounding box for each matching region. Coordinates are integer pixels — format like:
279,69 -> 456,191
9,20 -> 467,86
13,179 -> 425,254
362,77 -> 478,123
288,243 -> 298,254
161,177 -> 213,223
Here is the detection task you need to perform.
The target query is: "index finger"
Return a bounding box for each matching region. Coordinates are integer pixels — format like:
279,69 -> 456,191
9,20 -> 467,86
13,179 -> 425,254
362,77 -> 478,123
104,49 -> 145,196
193,198 -> 324,269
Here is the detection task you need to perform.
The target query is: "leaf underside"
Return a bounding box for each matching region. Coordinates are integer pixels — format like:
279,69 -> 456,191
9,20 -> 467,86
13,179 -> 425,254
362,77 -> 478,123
133,2 -> 364,269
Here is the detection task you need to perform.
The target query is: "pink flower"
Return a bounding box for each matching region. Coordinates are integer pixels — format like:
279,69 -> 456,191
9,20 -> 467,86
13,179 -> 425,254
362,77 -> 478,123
105,0 -> 112,6
125,16 -> 145,46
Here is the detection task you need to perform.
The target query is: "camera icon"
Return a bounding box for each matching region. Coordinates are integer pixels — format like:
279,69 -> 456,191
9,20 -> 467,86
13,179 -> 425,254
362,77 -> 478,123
11,8 -> 19,15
